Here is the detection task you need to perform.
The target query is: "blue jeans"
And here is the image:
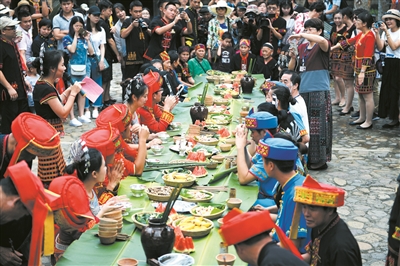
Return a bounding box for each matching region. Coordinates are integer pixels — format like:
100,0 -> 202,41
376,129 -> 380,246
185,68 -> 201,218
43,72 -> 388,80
85,57 -> 103,108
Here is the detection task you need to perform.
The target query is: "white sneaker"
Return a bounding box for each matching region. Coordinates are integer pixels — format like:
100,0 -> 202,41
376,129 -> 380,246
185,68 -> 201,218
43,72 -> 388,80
78,116 -> 91,123
69,118 -> 82,127
92,109 -> 99,119
84,110 -> 91,119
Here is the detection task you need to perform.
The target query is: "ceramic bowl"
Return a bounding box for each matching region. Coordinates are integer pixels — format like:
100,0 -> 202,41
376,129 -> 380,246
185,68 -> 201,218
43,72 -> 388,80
98,230 -> 118,238
99,218 -> 118,225
206,160 -> 218,169
217,218 -> 223,228
117,258 -> 138,266
151,145 -> 164,155
130,184 -> 146,197
211,155 -> 225,163
190,204 -> 226,220
158,253 -> 195,266
219,143 -> 232,152
216,253 -> 236,265
162,174 -> 196,188
99,234 -> 117,245
170,122 -> 182,131
224,138 -> 236,146
103,210 -> 122,219
157,132 -> 170,142
145,186 -> 173,202
226,198 -> 242,209
173,217 -> 214,237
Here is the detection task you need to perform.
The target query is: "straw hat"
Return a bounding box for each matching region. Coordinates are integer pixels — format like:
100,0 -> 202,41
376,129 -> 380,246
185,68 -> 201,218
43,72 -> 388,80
382,9 -> 400,21
209,1 -> 233,16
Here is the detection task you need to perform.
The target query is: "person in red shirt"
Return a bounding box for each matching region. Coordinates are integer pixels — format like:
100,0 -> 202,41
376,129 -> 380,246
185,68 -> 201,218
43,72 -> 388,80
137,70 -> 179,133
96,103 -> 148,177
332,11 -> 376,130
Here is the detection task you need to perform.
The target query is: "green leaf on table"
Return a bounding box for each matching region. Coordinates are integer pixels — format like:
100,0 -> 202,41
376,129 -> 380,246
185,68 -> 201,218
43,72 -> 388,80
137,171 -> 161,182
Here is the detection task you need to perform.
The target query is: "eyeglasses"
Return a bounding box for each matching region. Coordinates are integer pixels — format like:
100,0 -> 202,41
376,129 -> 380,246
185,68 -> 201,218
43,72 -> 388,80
216,7 -> 227,10
3,26 -> 16,31
267,7 -> 277,11
384,18 -> 393,21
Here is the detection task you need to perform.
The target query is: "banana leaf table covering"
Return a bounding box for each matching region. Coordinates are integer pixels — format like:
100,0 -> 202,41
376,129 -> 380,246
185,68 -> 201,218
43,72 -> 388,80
57,75 -> 268,266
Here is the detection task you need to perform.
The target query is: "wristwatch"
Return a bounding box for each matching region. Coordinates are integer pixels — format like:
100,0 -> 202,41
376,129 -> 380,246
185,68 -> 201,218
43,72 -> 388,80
186,19 -> 191,23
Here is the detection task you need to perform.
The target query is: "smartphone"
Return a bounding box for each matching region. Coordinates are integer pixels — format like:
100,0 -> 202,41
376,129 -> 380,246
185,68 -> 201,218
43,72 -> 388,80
16,30 -> 22,38
176,85 -> 185,97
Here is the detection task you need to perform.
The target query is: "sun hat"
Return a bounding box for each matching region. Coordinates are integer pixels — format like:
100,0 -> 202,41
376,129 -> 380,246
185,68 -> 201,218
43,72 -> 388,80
209,1 -> 233,16
0,16 -> 19,30
0,4 -> 10,14
382,9 -> 400,21
14,0 -> 35,15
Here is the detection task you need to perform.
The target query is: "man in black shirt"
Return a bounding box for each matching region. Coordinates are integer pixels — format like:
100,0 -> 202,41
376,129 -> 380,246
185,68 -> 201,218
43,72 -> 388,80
98,0 -> 121,106
0,17 -> 29,134
256,0 -> 286,59
183,0 -> 201,48
294,175 -> 362,266
121,0 -> 150,79
219,209 -> 308,266
143,2 -> 192,61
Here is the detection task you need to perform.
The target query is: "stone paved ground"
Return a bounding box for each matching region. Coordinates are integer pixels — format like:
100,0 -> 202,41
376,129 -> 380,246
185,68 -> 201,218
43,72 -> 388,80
32,64 -> 399,265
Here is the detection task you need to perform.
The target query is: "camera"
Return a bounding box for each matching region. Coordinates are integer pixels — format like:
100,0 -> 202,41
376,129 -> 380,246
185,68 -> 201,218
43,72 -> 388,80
78,28 -> 88,37
374,21 -> 383,28
259,13 -> 270,28
246,12 -> 257,24
138,18 -> 147,29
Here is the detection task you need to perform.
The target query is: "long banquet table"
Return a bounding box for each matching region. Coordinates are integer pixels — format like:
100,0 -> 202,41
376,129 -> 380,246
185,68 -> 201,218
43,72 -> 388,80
57,74 -> 267,266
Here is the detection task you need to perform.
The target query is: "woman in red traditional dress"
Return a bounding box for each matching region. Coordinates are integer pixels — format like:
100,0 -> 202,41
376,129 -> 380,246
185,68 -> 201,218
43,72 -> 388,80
332,11 -> 376,129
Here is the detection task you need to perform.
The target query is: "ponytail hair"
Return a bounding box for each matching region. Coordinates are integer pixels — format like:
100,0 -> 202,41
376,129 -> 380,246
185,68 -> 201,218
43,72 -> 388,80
270,85 -> 296,111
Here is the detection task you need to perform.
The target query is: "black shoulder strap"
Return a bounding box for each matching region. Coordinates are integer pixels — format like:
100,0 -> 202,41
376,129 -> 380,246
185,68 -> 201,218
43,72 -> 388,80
195,58 -> 207,74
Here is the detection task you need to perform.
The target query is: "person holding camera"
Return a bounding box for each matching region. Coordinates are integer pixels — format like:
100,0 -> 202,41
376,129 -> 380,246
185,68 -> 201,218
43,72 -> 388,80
231,2 -> 247,45
374,9 -> 400,128
256,0 -> 287,59
121,1 -> 150,79
197,6 -> 212,46
241,5 -> 259,54
183,0 -> 201,48
143,2 -> 192,61
62,16 -> 93,125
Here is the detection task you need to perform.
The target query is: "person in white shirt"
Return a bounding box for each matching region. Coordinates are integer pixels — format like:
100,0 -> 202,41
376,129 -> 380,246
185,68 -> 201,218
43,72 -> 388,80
16,10 -> 32,65
280,69 -> 310,137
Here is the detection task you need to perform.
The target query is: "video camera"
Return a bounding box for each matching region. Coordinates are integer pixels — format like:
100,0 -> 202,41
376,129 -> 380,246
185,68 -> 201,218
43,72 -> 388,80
259,13 -> 270,28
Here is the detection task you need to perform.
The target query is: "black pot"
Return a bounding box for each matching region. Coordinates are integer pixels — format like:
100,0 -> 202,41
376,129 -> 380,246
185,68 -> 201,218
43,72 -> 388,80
190,102 -> 208,124
240,75 -> 255,94
141,218 -> 175,263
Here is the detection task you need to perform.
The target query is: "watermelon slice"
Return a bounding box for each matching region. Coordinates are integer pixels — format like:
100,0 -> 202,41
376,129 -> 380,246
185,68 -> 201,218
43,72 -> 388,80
217,127 -> 230,138
197,151 -> 206,162
192,166 -> 207,176
186,151 -> 199,161
173,227 -> 195,253
185,237 -> 195,253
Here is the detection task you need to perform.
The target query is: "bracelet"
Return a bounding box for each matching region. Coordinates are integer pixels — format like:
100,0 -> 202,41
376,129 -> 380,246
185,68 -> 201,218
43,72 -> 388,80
360,70 -> 365,73
186,19 -> 191,23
